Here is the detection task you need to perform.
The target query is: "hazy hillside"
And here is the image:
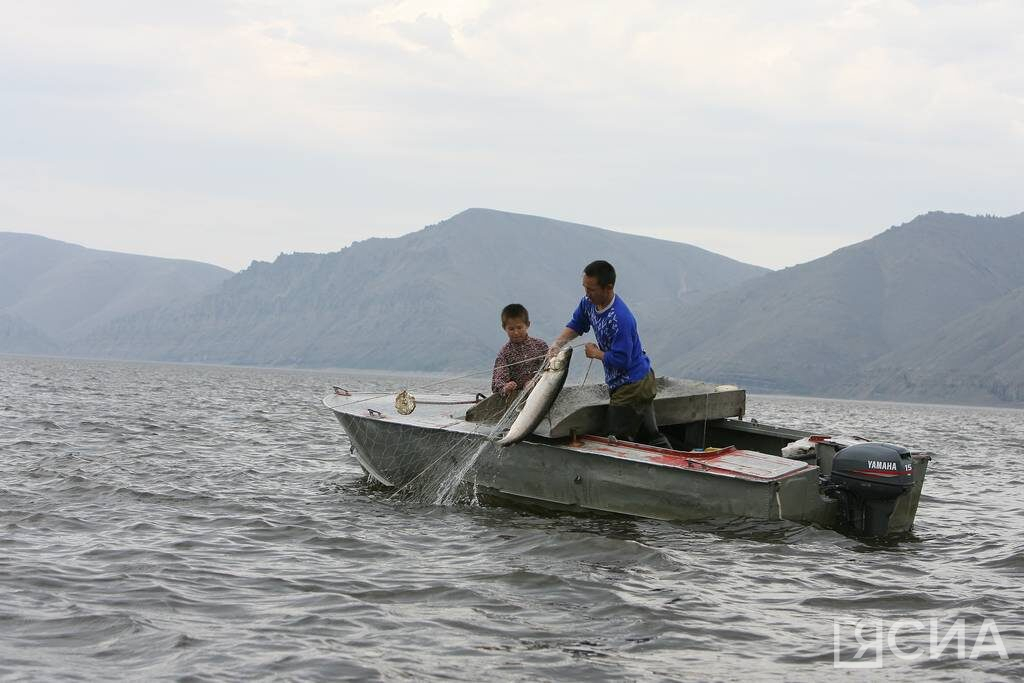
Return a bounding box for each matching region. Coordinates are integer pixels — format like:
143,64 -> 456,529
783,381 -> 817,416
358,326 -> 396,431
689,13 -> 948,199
10,210 -> 1024,406
0,313 -> 60,355
651,212 -> 1024,404
843,284 -> 1024,403
0,232 -> 233,353
71,209 -> 769,370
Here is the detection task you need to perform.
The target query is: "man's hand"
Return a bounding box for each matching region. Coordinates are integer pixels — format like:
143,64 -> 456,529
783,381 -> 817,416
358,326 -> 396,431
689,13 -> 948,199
548,327 -> 579,358
501,381 -> 518,395
584,342 -> 604,360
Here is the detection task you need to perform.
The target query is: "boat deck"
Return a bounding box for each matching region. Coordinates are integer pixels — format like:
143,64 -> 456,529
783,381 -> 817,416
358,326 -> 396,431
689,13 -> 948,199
571,436 -> 814,481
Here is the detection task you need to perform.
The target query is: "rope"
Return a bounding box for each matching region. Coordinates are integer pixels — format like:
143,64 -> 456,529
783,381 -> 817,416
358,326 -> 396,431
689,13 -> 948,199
580,357 -> 594,386
412,342 -> 586,392
701,390 -> 710,449
328,342 -> 589,412
415,398 -> 485,405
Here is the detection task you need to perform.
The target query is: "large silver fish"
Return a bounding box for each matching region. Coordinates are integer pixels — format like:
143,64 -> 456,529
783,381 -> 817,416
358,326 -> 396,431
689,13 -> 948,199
496,346 -> 572,447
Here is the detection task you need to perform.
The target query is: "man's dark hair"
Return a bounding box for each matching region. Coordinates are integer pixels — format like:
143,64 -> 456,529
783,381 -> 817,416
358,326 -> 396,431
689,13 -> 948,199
583,260 -> 616,288
500,303 -> 530,327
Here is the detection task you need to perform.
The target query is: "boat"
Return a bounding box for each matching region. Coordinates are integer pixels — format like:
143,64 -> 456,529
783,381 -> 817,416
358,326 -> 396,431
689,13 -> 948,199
323,376 -> 930,537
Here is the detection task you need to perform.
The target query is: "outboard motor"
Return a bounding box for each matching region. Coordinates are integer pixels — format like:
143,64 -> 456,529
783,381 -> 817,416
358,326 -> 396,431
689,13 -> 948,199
825,443 -> 914,536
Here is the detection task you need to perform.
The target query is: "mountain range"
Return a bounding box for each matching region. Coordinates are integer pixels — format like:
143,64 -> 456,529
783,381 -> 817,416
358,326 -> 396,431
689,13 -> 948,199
2,208 -> 1022,406
0,232 -> 231,354
651,211 -> 1024,403
66,209 -> 767,370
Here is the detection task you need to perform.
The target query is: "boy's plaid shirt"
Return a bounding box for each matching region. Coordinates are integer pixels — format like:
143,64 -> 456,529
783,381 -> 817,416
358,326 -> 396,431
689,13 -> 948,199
491,337 -> 549,393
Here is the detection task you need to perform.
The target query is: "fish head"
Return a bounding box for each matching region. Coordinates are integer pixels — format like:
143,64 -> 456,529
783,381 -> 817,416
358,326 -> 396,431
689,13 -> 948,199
548,345 -> 573,372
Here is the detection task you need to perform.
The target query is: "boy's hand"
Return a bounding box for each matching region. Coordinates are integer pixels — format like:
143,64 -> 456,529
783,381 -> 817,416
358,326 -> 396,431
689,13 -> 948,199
501,381 -> 518,395
584,343 -> 604,360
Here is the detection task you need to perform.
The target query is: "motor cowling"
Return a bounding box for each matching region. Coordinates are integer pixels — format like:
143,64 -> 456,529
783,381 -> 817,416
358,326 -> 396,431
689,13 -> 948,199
826,442 -> 914,536
830,442 -> 914,499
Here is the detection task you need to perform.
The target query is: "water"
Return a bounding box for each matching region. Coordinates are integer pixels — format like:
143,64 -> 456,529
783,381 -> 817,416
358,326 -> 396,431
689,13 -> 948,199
1,355 -> 1021,681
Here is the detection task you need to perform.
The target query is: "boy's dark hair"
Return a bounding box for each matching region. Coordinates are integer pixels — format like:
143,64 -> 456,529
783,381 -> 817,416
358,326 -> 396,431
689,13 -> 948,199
583,260 -> 616,288
501,303 -> 530,327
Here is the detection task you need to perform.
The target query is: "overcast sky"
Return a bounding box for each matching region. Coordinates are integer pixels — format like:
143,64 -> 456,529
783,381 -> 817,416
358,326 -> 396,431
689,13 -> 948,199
3,1 -> 1022,271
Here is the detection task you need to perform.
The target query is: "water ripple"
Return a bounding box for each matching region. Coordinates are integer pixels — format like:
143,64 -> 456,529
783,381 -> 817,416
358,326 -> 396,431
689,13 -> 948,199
0,356 -> 1021,680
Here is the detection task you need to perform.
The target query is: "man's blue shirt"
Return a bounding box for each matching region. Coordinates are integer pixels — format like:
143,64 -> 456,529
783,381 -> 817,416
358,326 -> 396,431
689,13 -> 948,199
566,294 -> 651,391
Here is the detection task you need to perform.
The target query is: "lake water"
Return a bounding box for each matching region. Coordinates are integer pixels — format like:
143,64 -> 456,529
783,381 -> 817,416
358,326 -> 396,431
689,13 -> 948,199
1,355 -> 1021,681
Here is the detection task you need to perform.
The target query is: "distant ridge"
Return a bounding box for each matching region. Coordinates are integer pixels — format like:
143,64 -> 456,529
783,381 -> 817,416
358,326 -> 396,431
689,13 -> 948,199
0,232 -> 233,352
69,209 -> 768,371
5,209 -> 1023,407
0,312 -> 60,355
844,284 -> 1024,403
650,211 -> 1024,404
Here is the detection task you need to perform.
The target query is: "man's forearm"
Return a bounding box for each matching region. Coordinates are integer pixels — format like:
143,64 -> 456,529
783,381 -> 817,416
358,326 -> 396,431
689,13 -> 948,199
552,327 -> 579,349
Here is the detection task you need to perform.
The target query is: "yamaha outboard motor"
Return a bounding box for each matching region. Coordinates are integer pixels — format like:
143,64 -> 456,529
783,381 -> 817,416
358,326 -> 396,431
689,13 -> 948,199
825,443 -> 914,536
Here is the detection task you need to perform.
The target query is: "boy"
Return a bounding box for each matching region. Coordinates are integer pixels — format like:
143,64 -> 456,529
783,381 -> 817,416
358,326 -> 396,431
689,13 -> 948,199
492,303 -> 549,396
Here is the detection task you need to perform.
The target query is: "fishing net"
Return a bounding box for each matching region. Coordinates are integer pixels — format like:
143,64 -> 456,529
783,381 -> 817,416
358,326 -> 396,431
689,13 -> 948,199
329,345 -> 597,507
386,389 -> 529,506
327,349 -> 564,507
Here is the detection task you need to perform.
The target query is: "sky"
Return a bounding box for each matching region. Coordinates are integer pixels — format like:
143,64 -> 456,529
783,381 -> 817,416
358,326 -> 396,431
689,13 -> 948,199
2,1 -> 1022,272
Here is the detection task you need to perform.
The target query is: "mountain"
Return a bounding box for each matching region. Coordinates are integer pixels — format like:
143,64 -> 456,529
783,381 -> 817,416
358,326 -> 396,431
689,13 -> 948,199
69,209 -> 769,370
842,284 -> 1024,403
0,232 -> 233,353
0,313 -> 61,355
9,209 -> 1023,407
650,212 -> 1024,404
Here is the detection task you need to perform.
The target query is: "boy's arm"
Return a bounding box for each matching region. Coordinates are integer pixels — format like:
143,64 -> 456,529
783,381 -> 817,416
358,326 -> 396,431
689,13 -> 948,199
521,338 -> 550,391
492,349 -> 511,393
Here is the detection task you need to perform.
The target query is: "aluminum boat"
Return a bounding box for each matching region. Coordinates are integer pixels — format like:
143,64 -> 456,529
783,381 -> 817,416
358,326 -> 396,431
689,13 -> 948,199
323,378 -> 930,536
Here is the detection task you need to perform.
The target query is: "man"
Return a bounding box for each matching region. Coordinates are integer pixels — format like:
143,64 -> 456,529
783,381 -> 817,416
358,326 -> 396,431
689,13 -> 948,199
549,260 -> 672,448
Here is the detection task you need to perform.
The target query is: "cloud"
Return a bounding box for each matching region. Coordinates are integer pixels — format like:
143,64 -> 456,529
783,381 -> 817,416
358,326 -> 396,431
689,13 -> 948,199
388,13 -> 457,53
1,1 -> 1021,270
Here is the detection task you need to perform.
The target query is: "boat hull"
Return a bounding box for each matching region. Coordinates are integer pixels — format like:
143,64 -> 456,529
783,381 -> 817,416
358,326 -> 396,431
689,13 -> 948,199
334,410 -> 830,525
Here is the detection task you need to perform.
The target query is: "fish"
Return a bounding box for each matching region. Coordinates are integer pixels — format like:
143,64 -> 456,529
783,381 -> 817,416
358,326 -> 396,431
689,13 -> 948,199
496,346 -> 572,447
